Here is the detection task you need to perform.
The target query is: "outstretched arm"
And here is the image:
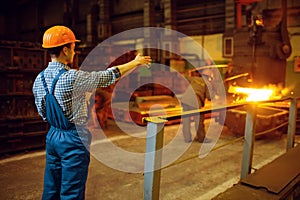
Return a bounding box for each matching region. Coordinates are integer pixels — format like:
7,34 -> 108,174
115,53 -> 151,76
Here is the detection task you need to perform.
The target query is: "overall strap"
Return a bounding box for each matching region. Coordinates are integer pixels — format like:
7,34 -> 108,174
43,68 -> 73,130
40,70 -> 49,94
50,68 -> 67,94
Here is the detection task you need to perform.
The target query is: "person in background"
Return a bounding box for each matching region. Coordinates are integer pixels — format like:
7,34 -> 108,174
223,62 -> 236,103
181,69 -> 214,143
32,25 -> 151,200
224,62 -> 234,87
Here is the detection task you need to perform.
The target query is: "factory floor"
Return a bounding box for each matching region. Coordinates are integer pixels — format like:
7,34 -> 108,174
0,119 -> 299,200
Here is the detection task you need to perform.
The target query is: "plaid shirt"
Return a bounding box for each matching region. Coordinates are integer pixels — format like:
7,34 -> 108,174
33,62 -> 120,125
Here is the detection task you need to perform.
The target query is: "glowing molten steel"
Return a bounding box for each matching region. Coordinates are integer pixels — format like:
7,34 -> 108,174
229,86 -> 274,102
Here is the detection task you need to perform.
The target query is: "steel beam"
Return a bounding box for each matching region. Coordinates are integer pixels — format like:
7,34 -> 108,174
287,98 -> 297,151
144,120 -> 165,200
241,104 -> 257,179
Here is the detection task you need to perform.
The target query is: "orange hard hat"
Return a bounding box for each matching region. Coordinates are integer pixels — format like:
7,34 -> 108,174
42,25 -> 80,48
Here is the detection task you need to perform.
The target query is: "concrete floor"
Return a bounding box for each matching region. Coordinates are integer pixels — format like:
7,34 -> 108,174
0,119 -> 299,200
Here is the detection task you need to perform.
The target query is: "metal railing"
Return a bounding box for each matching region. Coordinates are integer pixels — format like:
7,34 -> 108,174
142,97 -> 299,200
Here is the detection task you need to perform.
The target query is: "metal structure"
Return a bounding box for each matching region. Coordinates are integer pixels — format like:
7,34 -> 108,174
142,97 -> 298,200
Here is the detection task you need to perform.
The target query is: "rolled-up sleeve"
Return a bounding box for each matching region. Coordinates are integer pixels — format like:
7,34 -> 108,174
72,67 -> 121,92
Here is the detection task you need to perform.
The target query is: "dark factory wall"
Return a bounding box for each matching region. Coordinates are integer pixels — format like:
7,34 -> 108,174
0,0 -> 300,154
0,0 -> 299,97
0,0 -> 299,104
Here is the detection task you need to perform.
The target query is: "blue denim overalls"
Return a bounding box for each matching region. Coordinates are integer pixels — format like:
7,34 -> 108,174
40,68 -> 91,200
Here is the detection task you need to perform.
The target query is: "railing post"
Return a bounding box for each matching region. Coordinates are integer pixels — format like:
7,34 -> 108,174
286,98 -> 297,151
241,103 -> 257,180
144,119 -> 165,200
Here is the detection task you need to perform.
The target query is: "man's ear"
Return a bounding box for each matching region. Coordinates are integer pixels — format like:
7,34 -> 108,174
62,46 -> 68,55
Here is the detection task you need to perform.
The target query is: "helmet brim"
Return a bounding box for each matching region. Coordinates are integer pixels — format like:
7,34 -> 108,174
42,40 -> 81,48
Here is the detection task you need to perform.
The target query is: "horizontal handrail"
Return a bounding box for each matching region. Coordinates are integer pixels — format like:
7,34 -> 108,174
143,96 -> 295,123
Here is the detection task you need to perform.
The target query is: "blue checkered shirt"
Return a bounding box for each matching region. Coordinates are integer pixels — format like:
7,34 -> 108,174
33,62 -> 120,125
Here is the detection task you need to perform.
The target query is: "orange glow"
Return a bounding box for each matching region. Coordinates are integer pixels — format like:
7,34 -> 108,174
228,83 -> 291,103
255,19 -> 263,26
229,86 -> 274,102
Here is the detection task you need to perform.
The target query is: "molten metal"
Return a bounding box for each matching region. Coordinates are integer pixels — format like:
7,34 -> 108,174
229,86 -> 274,102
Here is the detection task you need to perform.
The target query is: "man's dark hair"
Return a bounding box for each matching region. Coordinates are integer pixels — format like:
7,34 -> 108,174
48,43 -> 71,57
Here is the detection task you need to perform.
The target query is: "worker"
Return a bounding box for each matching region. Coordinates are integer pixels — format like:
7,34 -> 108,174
32,25 -> 151,200
224,62 -> 234,93
181,69 -> 213,143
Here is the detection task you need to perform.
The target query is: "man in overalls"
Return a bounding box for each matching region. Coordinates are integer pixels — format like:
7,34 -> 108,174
33,25 -> 151,199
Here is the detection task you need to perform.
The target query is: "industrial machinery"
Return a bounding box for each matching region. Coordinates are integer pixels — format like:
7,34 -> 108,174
226,0 -> 291,92
222,0 -> 294,136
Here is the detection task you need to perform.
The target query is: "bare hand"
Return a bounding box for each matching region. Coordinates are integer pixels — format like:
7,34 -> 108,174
134,53 -> 152,68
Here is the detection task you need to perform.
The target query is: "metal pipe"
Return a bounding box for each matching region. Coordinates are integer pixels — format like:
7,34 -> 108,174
223,72 -> 250,82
